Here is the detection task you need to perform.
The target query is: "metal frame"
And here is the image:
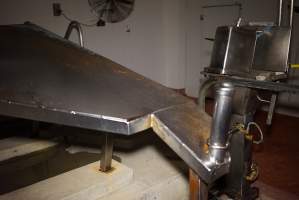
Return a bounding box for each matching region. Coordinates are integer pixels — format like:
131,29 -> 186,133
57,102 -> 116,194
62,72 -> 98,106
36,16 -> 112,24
202,72 -> 299,93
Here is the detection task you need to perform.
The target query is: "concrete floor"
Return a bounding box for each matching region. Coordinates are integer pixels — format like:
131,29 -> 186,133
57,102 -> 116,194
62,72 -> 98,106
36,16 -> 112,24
0,160 -> 134,200
253,110 -> 299,198
0,126 -> 189,199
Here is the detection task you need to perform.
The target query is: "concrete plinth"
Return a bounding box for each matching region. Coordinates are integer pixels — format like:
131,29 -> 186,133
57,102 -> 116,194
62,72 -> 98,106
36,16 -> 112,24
0,160 -> 133,200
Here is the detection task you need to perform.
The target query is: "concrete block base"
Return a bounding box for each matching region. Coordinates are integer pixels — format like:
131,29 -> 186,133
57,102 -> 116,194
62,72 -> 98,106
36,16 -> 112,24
0,160 -> 133,200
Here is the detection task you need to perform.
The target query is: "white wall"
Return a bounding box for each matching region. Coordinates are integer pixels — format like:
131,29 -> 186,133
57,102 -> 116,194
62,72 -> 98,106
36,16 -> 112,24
162,0 -> 187,88
184,0 -> 203,97
1,0 -> 295,99
184,0 -> 278,97
241,0 -> 277,22
0,0 -> 186,89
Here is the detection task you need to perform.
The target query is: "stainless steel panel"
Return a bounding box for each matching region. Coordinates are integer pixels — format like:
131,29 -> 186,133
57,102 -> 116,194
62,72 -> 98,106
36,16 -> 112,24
152,102 -> 229,183
253,27 -> 291,73
206,25 -> 291,79
0,23 -> 188,135
208,26 -> 257,77
0,23 -> 224,183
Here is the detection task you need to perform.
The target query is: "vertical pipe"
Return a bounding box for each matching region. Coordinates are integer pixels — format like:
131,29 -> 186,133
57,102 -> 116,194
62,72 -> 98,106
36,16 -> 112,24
288,0 -> 294,70
277,0 -> 283,26
289,0 -> 294,27
209,82 -> 234,164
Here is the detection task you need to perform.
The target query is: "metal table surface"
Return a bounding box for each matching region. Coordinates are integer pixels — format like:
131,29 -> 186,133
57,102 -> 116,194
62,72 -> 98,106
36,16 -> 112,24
0,23 -> 226,183
0,23 -> 190,135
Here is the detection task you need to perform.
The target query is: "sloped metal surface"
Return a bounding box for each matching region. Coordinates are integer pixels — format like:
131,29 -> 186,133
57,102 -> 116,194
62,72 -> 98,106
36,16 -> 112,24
152,102 -> 229,183
0,23 -> 227,183
0,23 -> 188,134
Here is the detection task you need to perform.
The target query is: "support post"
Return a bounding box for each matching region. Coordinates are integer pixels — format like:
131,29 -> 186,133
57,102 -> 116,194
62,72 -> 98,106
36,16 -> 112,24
189,169 -> 209,200
31,121 -> 40,137
100,133 -> 114,172
266,94 -> 277,126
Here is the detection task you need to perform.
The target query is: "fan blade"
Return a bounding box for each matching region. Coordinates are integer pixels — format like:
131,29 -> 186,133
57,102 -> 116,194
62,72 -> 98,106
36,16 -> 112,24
89,0 -> 134,23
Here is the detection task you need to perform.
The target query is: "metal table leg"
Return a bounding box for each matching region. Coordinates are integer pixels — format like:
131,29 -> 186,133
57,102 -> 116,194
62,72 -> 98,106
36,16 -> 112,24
189,169 -> 209,200
31,121 -> 40,137
266,94 -> 277,126
199,179 -> 209,200
190,169 -> 199,200
100,133 -> 114,172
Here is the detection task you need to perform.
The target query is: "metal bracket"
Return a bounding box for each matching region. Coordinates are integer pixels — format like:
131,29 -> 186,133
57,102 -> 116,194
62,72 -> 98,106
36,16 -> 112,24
266,94 -> 277,126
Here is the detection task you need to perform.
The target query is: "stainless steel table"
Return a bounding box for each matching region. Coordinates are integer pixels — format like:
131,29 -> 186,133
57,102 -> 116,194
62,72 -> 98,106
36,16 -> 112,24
0,23 -> 228,183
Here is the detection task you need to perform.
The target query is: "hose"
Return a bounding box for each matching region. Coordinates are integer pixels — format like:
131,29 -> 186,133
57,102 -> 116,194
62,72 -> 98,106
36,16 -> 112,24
246,122 -> 264,144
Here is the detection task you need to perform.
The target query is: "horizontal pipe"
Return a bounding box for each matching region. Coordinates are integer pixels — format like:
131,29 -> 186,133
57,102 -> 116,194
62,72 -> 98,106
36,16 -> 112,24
277,0 -> 283,26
